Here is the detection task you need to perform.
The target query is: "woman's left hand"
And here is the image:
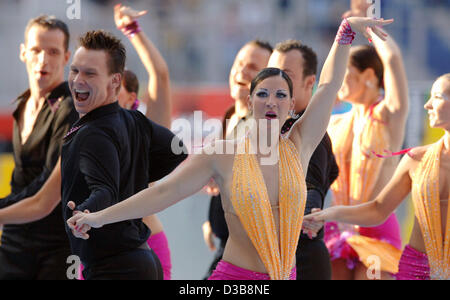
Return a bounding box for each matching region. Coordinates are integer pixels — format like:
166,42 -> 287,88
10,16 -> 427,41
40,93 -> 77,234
346,17 -> 393,41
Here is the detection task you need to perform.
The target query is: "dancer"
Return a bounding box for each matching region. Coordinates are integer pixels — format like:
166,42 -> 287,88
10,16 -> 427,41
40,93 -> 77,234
323,8 -> 409,279
267,39 -> 339,280
115,4 -> 173,280
202,39 -> 273,278
65,30 -> 187,280
0,30 -> 187,280
0,15 -> 78,279
305,73 -> 450,280
68,17 -> 393,280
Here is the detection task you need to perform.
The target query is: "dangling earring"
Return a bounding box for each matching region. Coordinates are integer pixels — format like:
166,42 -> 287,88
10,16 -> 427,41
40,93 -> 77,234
289,109 -> 297,118
365,81 -> 375,89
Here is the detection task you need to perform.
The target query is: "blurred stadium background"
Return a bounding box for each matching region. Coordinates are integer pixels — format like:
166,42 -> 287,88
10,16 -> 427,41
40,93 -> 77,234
0,0 -> 449,279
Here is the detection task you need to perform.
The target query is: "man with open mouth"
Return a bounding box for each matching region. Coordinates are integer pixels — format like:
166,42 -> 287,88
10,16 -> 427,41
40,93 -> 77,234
0,15 -> 78,280
61,30 -> 187,279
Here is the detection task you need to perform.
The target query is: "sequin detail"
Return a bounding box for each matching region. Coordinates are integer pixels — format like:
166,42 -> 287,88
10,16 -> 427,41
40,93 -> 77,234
230,137 -> 307,280
395,245 -> 430,280
411,139 -> 449,280
336,19 -> 356,45
64,125 -> 83,140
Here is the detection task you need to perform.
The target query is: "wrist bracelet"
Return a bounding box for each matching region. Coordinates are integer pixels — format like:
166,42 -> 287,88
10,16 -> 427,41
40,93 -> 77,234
336,18 -> 356,45
119,20 -> 141,39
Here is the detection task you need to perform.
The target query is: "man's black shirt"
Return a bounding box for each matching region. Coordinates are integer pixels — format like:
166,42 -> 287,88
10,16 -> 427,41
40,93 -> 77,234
61,102 -> 187,266
0,82 -> 78,243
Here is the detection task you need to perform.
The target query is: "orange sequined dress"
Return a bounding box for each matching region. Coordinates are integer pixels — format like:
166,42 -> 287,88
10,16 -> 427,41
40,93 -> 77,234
326,102 -> 403,273
411,139 -> 449,280
230,136 -> 307,280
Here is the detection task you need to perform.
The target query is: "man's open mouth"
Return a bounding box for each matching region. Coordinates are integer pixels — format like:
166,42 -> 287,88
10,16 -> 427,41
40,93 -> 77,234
74,89 -> 90,102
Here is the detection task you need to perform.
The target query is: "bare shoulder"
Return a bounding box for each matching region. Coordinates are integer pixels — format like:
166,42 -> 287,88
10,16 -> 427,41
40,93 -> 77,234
201,138 -> 239,164
202,138 -> 238,185
399,144 -> 433,178
407,144 -> 432,162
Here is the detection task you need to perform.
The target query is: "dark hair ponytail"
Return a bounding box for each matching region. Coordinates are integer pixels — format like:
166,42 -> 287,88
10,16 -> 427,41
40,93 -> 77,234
122,69 -> 139,94
350,45 -> 384,89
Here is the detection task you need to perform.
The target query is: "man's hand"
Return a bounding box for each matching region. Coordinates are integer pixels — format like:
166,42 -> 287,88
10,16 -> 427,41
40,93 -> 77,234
67,201 -> 91,240
114,4 -> 147,29
302,208 -> 324,239
203,179 -> 220,197
202,221 -> 217,252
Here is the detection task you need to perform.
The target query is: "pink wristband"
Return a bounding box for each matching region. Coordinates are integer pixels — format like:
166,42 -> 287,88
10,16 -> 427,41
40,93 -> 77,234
119,20 -> 141,39
336,19 -> 356,45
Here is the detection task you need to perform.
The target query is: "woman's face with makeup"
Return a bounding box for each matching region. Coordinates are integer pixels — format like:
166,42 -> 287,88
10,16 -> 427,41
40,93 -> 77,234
249,75 -> 294,126
424,77 -> 450,130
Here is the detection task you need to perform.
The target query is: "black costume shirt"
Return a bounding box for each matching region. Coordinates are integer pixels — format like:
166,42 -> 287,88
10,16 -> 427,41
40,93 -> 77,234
0,82 -> 78,245
281,110 -> 339,239
61,102 -> 187,266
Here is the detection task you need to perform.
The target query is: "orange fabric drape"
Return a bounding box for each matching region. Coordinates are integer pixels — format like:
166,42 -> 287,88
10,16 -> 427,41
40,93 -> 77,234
411,139 -> 450,280
231,137 -> 307,280
329,103 -> 390,206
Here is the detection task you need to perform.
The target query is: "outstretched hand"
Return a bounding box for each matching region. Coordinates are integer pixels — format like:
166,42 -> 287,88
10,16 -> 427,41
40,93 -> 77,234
67,201 -> 94,240
203,179 -> 220,196
114,4 -> 147,29
302,208 -> 324,239
346,17 -> 393,42
303,206 -> 337,226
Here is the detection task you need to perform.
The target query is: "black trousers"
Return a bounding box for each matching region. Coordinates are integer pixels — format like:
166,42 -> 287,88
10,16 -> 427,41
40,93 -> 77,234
296,237 -> 332,280
0,231 -> 71,280
83,248 -> 163,280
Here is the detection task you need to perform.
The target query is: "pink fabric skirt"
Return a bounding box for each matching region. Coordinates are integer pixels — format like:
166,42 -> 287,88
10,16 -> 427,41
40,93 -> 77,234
147,231 -> 172,280
324,213 -> 402,270
394,245 -> 430,280
208,260 -> 296,280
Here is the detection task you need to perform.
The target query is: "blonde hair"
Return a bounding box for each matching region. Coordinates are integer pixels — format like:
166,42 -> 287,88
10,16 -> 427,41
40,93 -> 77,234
436,73 -> 450,83
435,73 -> 450,98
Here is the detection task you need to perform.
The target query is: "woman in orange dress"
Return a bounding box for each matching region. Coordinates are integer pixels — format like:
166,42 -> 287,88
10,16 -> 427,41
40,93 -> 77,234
306,74 -> 450,280
325,23 -> 409,279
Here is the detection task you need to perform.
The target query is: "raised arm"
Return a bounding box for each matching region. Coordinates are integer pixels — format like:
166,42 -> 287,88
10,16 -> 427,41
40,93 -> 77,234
115,4 -> 172,128
0,159 -> 61,225
290,17 -> 393,162
304,153 -> 413,227
372,29 -> 409,119
68,147 -> 217,231
344,1 -> 408,119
